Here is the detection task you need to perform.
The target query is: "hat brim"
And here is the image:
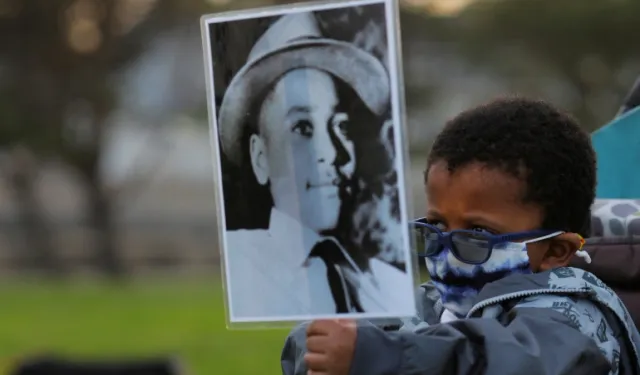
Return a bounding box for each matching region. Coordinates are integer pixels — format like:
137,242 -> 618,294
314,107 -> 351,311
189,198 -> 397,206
217,39 -> 391,166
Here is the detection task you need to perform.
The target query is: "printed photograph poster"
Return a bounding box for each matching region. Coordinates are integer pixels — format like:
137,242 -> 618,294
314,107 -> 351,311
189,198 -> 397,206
201,0 -> 417,324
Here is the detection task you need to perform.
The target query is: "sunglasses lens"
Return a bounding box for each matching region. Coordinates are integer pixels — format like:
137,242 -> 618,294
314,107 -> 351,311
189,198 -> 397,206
412,224 -> 441,256
451,232 -> 492,264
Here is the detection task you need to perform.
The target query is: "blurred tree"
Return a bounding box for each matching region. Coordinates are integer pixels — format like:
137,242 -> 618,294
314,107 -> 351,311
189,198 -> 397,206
0,0 -> 215,278
447,0 -> 640,130
0,146 -> 62,275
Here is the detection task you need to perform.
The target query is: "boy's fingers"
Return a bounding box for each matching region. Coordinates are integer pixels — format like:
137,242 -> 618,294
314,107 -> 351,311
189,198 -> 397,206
304,352 -> 328,371
306,335 -> 329,353
306,320 -> 335,336
336,318 -> 356,326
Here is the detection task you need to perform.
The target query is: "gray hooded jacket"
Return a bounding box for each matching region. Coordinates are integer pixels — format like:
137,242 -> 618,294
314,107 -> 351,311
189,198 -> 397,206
281,267 -> 640,375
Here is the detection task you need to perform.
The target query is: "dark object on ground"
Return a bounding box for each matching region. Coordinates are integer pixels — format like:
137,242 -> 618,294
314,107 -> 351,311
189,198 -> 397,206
10,356 -> 185,375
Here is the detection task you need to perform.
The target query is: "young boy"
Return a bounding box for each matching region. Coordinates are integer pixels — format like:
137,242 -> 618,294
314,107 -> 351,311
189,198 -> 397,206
280,97 -> 640,375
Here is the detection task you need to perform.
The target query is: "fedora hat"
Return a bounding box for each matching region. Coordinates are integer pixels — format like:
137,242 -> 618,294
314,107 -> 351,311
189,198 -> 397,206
217,12 -> 391,166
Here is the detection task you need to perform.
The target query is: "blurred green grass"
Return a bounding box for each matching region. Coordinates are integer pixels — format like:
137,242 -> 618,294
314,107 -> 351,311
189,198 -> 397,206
0,278 -> 289,374
0,270 -> 429,374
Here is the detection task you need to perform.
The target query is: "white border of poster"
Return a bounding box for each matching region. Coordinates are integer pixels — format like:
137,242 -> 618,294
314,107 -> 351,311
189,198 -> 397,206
201,0 -> 418,327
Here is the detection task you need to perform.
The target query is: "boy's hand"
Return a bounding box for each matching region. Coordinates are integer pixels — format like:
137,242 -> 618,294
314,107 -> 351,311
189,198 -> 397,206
305,319 -> 357,375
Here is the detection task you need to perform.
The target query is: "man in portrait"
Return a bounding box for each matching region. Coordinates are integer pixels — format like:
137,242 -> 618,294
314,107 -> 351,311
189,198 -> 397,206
218,11 -> 408,320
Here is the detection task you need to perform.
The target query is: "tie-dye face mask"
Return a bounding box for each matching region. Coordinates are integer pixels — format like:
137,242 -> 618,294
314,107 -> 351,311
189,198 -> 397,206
412,219 -> 564,317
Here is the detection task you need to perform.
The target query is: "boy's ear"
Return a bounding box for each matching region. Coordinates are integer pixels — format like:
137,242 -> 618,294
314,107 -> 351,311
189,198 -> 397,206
539,233 -> 583,271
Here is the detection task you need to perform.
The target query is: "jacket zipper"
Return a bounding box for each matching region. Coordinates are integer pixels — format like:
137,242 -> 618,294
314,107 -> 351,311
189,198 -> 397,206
466,288 -> 593,318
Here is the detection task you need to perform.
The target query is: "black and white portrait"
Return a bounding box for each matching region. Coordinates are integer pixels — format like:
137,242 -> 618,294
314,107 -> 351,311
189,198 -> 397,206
201,0 -> 416,323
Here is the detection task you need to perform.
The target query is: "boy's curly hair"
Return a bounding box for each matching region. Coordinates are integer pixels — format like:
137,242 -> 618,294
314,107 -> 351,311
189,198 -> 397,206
426,96 -> 596,236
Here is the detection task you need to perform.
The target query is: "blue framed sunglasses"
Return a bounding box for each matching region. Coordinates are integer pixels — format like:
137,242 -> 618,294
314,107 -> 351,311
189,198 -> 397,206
411,218 -> 563,265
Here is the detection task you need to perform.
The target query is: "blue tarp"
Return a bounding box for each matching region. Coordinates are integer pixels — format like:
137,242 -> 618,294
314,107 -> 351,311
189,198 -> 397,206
593,106 -> 640,199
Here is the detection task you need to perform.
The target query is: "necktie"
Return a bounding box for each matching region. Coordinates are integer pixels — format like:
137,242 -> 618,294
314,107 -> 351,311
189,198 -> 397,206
309,239 -> 363,313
